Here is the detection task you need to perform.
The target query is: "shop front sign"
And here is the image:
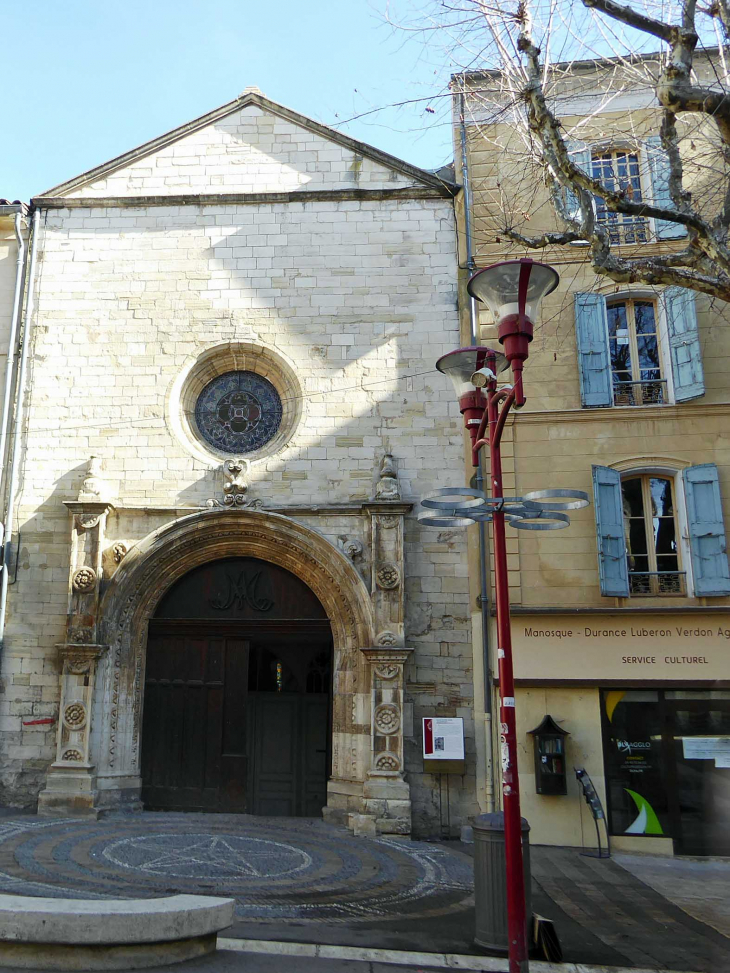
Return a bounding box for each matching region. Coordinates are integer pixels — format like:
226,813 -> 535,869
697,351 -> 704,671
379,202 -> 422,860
512,614 -> 730,681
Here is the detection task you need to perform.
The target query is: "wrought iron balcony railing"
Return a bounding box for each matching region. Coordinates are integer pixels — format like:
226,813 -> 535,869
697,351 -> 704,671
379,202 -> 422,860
629,571 -> 687,596
613,379 -> 667,407
598,216 -> 650,245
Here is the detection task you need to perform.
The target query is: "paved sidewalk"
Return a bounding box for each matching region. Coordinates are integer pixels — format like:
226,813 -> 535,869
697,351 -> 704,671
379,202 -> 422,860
614,853 -> 730,938
0,812 -> 727,971
529,846 -> 730,972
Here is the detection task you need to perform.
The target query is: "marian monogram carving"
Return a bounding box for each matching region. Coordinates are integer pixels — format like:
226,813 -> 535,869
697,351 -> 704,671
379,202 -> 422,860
209,570 -> 273,612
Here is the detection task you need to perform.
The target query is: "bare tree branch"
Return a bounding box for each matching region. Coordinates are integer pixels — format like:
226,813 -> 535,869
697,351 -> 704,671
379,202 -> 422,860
581,0 -> 675,42
398,0 -> 730,301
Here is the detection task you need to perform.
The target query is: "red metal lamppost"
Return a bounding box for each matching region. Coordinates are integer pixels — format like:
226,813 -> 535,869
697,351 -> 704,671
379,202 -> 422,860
419,260 -> 588,973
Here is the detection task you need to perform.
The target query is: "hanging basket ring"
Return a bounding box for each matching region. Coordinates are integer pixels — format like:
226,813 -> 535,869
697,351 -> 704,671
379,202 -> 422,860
522,489 -> 590,511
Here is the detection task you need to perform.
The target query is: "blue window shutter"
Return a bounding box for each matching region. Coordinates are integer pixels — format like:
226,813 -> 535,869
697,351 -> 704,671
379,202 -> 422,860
592,466 -> 630,597
645,136 -> 687,240
682,465 -> 730,596
663,287 -> 705,402
564,142 -> 591,222
575,293 -> 612,407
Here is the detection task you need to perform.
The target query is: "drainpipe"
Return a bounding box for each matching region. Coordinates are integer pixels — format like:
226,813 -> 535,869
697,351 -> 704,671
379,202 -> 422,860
459,90 -> 496,813
0,208 -> 41,650
0,211 -> 27,496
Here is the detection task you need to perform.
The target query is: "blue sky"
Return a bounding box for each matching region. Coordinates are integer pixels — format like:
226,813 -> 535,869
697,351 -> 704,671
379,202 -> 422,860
0,0 -> 454,201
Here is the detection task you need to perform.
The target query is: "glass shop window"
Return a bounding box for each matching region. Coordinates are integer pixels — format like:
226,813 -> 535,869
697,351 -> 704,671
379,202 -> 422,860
601,690 -> 669,837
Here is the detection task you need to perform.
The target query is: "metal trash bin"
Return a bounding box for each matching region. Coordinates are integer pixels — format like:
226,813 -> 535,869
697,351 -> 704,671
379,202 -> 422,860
473,812 -> 531,953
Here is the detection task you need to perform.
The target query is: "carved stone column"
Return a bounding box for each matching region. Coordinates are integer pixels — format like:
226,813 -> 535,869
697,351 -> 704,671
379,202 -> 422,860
37,643 -> 107,817
39,464 -> 114,817
361,647 -> 413,834
61,499 -> 113,645
360,457 -> 414,834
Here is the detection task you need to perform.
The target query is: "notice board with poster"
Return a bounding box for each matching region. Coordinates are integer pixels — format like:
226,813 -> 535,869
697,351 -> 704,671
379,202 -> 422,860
423,717 -> 465,774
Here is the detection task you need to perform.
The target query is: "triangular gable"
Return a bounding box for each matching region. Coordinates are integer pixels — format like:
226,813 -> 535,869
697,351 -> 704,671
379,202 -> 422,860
37,91 -> 454,199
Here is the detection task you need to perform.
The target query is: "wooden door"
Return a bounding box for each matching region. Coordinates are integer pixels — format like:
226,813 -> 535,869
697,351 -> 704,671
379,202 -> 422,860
249,693 -> 330,816
141,632 -> 249,812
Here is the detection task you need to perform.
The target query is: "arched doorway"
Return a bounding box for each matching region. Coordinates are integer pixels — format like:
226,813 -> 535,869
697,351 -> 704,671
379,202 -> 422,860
140,556 -> 333,816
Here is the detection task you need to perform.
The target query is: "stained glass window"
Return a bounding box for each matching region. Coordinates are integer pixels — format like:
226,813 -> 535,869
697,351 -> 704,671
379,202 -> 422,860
194,371 -> 283,454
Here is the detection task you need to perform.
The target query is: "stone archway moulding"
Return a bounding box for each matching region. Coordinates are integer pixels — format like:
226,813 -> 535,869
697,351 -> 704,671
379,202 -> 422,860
90,508 -> 376,816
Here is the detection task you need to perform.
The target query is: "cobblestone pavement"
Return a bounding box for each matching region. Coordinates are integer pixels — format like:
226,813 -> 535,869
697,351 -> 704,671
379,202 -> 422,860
0,813 -> 729,971
0,813 -> 473,924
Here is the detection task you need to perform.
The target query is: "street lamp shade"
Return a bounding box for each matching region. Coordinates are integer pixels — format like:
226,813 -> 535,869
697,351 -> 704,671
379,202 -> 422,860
436,346 -> 508,399
467,259 -> 559,406
467,259 -> 559,325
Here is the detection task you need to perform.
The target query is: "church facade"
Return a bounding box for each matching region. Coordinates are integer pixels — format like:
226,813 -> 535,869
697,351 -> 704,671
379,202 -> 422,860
0,91 -> 478,836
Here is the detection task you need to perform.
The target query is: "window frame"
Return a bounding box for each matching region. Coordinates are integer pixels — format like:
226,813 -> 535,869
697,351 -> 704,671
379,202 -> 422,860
606,297 -> 668,406
590,148 -> 651,245
617,466 -> 694,598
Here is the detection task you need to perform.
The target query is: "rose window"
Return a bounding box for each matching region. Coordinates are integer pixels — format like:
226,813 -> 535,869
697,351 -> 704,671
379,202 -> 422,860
194,371 -> 283,454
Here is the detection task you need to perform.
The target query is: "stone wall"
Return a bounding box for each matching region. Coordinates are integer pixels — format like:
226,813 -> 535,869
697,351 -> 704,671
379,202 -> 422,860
0,144 -> 479,832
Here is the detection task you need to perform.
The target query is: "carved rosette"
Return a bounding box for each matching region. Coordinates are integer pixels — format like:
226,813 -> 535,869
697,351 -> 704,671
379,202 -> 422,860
374,703 -> 400,735
376,564 -> 400,590
375,753 -> 401,772
361,647 -> 412,779
72,567 -> 97,593
63,702 -> 87,730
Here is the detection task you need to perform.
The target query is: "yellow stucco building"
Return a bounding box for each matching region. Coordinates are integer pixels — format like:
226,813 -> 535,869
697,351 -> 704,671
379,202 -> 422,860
454,53 -> 730,856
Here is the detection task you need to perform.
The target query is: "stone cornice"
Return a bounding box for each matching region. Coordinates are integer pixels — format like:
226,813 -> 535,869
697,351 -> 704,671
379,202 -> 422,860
106,501 -> 416,517
362,501 -> 414,515
506,606 -> 730,615
33,187 -> 453,209
361,648 -> 414,663
63,501 -> 114,515
512,401 -> 730,425
56,643 -> 109,660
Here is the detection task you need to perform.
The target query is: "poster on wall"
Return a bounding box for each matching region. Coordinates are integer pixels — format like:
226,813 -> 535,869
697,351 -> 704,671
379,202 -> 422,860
423,717 -> 465,760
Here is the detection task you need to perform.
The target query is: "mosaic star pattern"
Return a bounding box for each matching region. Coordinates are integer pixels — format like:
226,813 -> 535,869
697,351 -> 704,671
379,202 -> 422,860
0,814 -> 474,923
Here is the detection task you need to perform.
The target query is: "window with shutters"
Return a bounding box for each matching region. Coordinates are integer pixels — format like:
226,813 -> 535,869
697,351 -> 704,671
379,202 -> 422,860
607,299 -> 666,406
621,475 -> 685,596
593,463 -> 730,599
575,289 -> 704,409
591,151 -> 649,245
